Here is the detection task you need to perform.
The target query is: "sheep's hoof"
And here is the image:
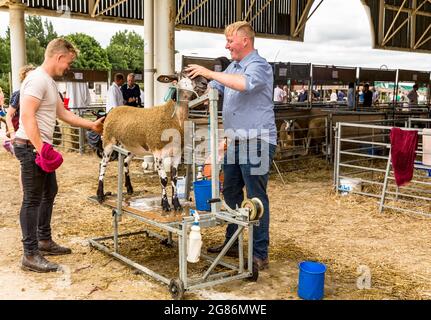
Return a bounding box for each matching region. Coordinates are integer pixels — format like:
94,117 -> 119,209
97,194 -> 105,204
161,198 -> 171,212
172,198 -> 182,212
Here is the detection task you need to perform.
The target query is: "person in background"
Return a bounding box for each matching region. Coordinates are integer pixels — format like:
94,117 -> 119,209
62,91 -> 70,110
407,84 -> 419,108
362,83 -> 373,108
372,87 -> 379,106
347,82 -> 355,109
337,89 -> 345,102
106,73 -> 125,113
5,65 -> 36,143
282,85 -> 290,103
0,87 -> 5,130
273,83 -> 286,103
121,73 -> 141,107
329,89 -> 337,102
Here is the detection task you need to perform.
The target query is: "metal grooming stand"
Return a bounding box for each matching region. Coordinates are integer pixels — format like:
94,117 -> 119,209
89,88 -> 260,300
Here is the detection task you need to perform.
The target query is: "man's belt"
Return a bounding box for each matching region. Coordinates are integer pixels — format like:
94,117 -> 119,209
14,138 -> 34,147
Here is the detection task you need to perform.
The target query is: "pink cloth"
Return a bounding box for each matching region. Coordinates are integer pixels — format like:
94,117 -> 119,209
2,140 -> 14,155
35,143 -> 63,173
390,128 -> 418,187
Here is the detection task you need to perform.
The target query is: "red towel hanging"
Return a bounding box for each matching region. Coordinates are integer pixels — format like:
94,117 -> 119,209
390,128 -> 418,187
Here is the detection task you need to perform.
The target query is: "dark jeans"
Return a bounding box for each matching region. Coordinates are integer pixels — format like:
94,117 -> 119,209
222,139 -> 276,260
14,143 -> 58,256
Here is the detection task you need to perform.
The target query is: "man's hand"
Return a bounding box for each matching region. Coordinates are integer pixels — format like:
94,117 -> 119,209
91,117 -> 105,134
185,64 -> 214,80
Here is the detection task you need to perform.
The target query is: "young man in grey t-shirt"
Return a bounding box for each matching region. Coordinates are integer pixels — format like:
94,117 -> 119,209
14,38 -> 104,273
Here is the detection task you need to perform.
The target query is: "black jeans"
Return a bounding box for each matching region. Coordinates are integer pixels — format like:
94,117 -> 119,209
14,143 -> 58,256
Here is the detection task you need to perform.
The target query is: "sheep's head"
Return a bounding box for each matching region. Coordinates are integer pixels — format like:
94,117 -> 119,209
157,73 -> 208,102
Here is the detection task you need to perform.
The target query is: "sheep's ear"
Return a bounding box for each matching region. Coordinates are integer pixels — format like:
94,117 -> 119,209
157,75 -> 178,83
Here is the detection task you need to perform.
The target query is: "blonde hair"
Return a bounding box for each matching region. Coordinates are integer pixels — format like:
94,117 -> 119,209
45,38 -> 79,58
224,21 -> 255,41
19,64 -> 36,82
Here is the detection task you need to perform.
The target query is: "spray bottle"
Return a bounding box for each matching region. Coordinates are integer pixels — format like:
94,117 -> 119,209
187,209 -> 202,263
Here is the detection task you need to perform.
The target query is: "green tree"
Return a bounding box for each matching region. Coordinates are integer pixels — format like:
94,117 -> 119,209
65,33 -> 111,70
106,30 -> 144,71
26,37 -> 45,66
25,16 -> 58,48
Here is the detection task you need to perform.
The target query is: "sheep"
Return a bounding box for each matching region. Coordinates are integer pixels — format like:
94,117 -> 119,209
277,117 -> 326,157
304,117 -> 327,155
97,73 -> 208,213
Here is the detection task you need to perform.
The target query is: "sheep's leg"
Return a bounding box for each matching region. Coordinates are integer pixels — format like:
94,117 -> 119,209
171,161 -> 182,212
124,152 -> 135,195
97,144 -> 114,203
155,157 -> 171,212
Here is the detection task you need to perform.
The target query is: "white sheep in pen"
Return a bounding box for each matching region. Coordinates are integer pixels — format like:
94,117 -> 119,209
97,74 -> 208,213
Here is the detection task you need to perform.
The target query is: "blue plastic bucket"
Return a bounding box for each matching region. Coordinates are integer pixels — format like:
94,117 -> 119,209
193,180 -> 212,211
297,261 -> 327,300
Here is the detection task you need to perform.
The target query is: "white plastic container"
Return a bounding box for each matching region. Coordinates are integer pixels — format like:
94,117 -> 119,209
187,210 -> 202,263
339,178 -> 362,195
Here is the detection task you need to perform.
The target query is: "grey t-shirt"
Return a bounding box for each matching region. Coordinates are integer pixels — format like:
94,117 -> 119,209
15,67 -> 59,144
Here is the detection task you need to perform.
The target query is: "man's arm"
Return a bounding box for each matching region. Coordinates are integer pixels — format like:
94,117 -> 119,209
56,98 -> 104,134
20,95 -> 44,153
185,64 -> 246,92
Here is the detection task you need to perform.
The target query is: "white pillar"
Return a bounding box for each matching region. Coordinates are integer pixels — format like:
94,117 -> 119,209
154,0 -> 175,105
9,5 -> 27,92
144,0 -> 155,108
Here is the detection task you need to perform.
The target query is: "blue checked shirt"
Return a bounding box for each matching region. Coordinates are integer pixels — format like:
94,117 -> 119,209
209,50 -> 277,146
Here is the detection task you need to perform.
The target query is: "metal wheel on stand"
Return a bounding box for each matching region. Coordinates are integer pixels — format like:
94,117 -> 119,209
169,279 -> 185,300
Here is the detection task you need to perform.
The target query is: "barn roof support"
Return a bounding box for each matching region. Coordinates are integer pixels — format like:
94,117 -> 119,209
382,0 -> 428,47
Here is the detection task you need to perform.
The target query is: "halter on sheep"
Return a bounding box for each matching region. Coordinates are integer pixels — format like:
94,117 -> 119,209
96,73 -> 208,213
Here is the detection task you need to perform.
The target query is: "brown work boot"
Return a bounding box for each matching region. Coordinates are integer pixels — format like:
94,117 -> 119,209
253,256 -> 269,271
38,239 -> 72,256
21,253 -> 60,273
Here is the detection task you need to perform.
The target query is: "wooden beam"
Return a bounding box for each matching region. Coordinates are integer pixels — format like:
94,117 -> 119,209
250,0 -> 273,24
290,0 -> 297,37
384,2 -> 431,18
245,0 -> 257,22
382,0 -> 427,46
293,0 -> 314,37
382,0 -> 408,44
91,0 -> 101,17
175,0 -> 187,24
93,0 -> 128,18
378,0 -> 385,45
410,0 -> 417,48
414,23 -> 431,49
176,0 -> 210,25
